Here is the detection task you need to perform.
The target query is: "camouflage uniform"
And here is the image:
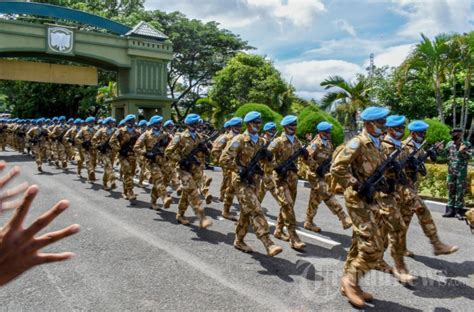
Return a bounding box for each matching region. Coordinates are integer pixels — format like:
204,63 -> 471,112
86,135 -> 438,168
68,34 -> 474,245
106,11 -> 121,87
134,129 -> 172,209
305,135 -> 351,231
162,131 -> 180,190
16,123 -> 27,154
267,133 -> 306,250
0,123 -> 7,151
165,129 -> 212,227
63,126 -> 80,170
75,126 -> 97,182
331,129 -> 385,282
258,133 -> 279,203
110,127 -> 140,200
26,125 -> 49,170
50,123 -> 68,168
400,138 -> 459,256
220,130 -> 282,256
92,126 -> 116,189
446,140 -> 472,213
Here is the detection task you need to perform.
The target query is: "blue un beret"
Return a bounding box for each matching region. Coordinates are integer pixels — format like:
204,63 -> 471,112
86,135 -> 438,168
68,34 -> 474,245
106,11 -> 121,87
360,106 -> 389,121
73,118 -> 81,125
228,117 -> 242,127
118,120 -> 126,127
164,120 -> 174,127
124,114 -> 136,123
223,121 -> 230,128
138,120 -> 148,127
244,111 -> 262,123
52,117 -> 58,122
184,114 -> 200,125
281,115 -> 298,126
85,116 -> 96,123
103,117 -> 112,124
67,118 -> 74,123
149,115 -> 163,126
317,121 -> 333,131
408,120 -> 429,132
58,116 -> 66,121
385,115 -> 406,127
263,122 -> 276,131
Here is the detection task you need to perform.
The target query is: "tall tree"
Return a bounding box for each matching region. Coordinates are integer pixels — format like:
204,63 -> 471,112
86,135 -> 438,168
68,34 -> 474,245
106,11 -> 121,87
319,75 -> 371,129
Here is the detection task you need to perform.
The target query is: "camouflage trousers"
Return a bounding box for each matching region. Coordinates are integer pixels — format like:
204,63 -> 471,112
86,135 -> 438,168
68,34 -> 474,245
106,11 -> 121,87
400,185 -> 439,250
223,168 -> 236,214
149,161 -> 167,204
306,174 -> 347,222
447,173 -> 467,210
258,173 -> 278,203
76,148 -> 85,176
342,187 -> 384,281
177,168 -> 205,216
84,149 -> 97,180
163,159 -> 180,190
65,143 -> 75,161
17,137 -> 25,154
199,169 -> 212,198
220,168 -> 231,200
274,172 -> 298,233
53,141 -> 67,168
45,140 -> 53,162
99,152 -> 116,187
232,173 -> 271,242
138,155 -> 148,184
0,135 -> 6,151
119,156 -> 136,198
32,143 -> 47,167
377,192 -> 407,268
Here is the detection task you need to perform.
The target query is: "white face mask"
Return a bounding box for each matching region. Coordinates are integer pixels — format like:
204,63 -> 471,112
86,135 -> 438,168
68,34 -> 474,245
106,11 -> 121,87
394,131 -> 404,139
373,125 -> 383,137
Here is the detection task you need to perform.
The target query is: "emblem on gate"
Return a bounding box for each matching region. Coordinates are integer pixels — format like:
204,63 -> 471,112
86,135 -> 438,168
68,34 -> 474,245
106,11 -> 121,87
48,27 -> 74,54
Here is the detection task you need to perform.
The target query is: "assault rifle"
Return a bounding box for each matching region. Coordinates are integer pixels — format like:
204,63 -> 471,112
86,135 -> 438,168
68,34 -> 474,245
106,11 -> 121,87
145,136 -> 169,161
29,129 -> 47,145
357,142 -> 407,203
316,158 -> 331,178
82,140 -> 92,151
97,141 -> 111,154
414,141 -> 443,177
239,140 -> 272,185
179,131 -> 219,171
119,135 -> 138,157
274,143 -> 309,178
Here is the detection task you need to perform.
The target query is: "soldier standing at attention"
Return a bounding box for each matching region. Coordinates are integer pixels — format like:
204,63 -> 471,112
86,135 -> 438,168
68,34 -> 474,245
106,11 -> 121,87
443,128 -> 472,219
165,113 -> 213,229
26,118 -> 49,172
110,114 -> 141,201
331,106 -> 389,308
220,111 -> 282,256
211,117 -> 242,221
92,117 -> 117,191
258,122 -> 279,203
75,117 -> 97,183
400,121 -> 459,257
304,121 -> 352,232
134,115 -> 173,210
268,115 -> 307,251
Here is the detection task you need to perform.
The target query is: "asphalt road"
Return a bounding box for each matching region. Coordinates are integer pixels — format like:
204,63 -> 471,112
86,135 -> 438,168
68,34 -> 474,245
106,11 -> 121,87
0,150 -> 473,311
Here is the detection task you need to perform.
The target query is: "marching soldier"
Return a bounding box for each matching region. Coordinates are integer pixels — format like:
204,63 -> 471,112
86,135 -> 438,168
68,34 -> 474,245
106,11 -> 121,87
0,119 -> 7,151
137,119 -> 149,186
92,117 -> 117,191
64,119 -> 82,170
50,116 -> 68,169
165,113 -> 213,228
211,117 -> 242,221
75,117 -> 97,183
443,128 -> 472,219
162,120 -> 180,191
400,121 -> 459,257
110,114 -> 140,201
305,121 -> 352,232
134,115 -> 173,210
16,120 -> 28,154
268,115 -> 307,251
220,111 -> 282,257
196,119 -> 214,205
258,122 -> 279,203
26,118 -> 49,172
331,106 -> 390,308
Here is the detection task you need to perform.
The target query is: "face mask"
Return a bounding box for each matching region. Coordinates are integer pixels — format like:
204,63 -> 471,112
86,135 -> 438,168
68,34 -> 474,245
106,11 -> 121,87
189,127 -> 196,133
152,128 -> 161,135
249,132 -> 259,143
321,138 -> 328,145
127,126 -> 134,133
373,125 -> 383,137
232,128 -> 241,135
88,125 -> 94,130
394,131 -> 404,139
414,135 -> 424,143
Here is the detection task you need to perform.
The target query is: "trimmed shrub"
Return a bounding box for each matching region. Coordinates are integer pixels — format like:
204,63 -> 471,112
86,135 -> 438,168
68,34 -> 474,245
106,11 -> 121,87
297,105 -> 344,146
234,103 -> 283,127
424,118 -> 451,144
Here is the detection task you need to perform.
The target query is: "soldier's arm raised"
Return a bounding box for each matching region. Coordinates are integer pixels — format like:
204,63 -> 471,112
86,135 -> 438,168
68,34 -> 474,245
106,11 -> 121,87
330,138 -> 361,188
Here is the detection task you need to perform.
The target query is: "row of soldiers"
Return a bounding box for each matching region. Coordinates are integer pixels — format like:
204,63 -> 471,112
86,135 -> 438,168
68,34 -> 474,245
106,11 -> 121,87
0,108 -> 468,308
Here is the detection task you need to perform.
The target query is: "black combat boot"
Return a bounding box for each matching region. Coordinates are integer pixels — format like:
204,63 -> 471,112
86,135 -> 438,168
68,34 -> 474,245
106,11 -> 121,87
442,206 -> 455,218
455,208 -> 467,220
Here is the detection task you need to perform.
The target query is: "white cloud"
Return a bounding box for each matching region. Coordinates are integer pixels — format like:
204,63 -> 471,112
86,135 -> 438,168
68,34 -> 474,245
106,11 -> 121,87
334,19 -> 357,37
393,0 -> 474,39
367,43 -> 415,68
278,60 -> 363,99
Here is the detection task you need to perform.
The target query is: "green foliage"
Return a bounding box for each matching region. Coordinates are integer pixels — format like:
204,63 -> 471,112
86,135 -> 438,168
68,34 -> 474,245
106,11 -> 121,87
296,105 -> 344,146
209,53 -> 292,118
234,103 -> 282,129
424,118 -> 451,144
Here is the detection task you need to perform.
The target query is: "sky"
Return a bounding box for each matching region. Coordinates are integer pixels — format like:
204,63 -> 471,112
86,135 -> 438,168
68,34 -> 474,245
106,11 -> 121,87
144,0 -> 474,100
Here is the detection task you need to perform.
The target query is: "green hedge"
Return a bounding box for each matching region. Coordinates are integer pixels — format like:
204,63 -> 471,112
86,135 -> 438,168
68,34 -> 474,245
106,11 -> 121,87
234,103 -> 283,129
296,105 -> 344,146
424,118 -> 451,144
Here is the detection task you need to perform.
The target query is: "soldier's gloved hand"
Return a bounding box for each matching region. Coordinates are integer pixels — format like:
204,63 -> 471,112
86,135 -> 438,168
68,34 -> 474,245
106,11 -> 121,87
263,149 -> 273,161
300,148 -> 309,160
145,152 -> 155,159
388,160 -> 401,172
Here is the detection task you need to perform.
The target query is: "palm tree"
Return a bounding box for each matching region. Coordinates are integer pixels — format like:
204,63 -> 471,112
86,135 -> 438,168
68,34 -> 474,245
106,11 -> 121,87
320,75 -> 371,129
403,34 -> 449,123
